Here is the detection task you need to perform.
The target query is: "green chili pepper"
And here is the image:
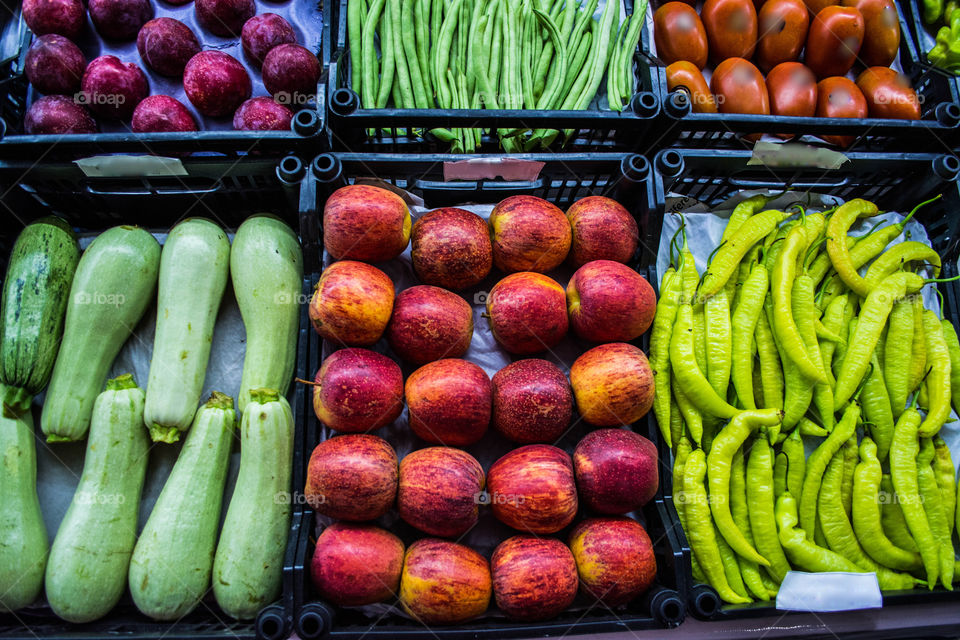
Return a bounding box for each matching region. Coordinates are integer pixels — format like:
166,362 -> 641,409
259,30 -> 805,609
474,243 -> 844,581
774,452 -> 788,499
908,296 -> 927,396
716,526 -> 751,600
819,294 -> 848,389
671,303 -> 739,419
794,274 -> 834,429
705,288 -> 732,400
798,417 -> 829,437
890,399 -> 940,588
774,226 -> 826,383
673,377 -> 704,447
707,409 -> 783,566
731,265 -> 769,410
755,313 -> 784,410
809,236 -> 855,287
730,448 -> 770,598
861,352 -> 895,461
885,299 -> 914,419
700,209 -> 793,300
800,401 -> 860,539
940,319 -> 960,416
835,272 -> 926,408
919,309 -> 952,437
670,397 -> 684,453
776,492 -> 866,573
865,242 -> 942,289
782,429 -> 805,505
918,437 -> 954,590
853,438 -> 923,572
825,199 -> 880,298
933,436 -> 956,538
819,452 -> 919,590
747,431 -> 792,583
652,269 -> 682,448
880,473 -> 920,553
841,434 -> 858,520
684,448 -> 752,604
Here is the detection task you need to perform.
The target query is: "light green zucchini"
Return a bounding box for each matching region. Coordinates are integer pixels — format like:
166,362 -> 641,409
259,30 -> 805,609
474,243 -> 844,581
40,226 -> 160,442
144,218 -> 230,443
0,393 -> 48,612
231,215 -> 303,414
0,217 -> 80,415
45,374 -> 149,623
129,391 -> 237,620
213,388 -> 293,620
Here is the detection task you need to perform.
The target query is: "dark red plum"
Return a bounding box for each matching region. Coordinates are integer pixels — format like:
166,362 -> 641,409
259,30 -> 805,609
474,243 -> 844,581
23,0 -> 84,38
25,34 -> 85,95
232,97 -> 293,131
137,18 -> 200,77
89,0 -> 152,40
262,44 -> 320,105
24,95 -> 96,134
195,0 -> 255,37
79,55 -> 148,119
241,13 -> 297,66
132,95 -> 197,132
183,51 -> 251,117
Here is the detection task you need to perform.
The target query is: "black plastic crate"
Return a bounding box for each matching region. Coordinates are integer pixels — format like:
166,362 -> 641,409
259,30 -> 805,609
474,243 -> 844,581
653,0 -> 960,151
291,152 -> 687,638
0,1 -> 325,160
0,154 -> 310,261
321,0 -> 665,153
648,147 -> 960,620
0,188 -> 314,640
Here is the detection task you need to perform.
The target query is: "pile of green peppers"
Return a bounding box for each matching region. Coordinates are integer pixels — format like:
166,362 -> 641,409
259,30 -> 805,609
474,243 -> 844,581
926,0 -> 960,73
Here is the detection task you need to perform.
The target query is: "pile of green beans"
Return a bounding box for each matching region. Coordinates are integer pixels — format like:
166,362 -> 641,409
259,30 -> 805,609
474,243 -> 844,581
651,193 -> 960,604
346,0 -> 646,151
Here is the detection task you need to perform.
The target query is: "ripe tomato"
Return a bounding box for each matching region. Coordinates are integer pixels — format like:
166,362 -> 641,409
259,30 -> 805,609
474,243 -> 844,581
804,6 -> 865,78
816,76 -> 867,147
756,0 -> 809,72
767,62 -> 818,116
666,61 -> 718,112
711,57 -> 770,115
702,0 -> 759,63
842,0 -> 900,66
654,3 -> 709,69
856,66 -> 920,119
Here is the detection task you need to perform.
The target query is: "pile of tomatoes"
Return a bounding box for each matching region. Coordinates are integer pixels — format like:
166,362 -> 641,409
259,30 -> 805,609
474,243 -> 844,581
654,0 -> 921,145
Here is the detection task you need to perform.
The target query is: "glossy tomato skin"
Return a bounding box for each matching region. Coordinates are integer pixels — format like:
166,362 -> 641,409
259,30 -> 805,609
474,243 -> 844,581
842,0 -> 900,66
711,57 -> 771,115
654,3 -> 709,69
804,6 -> 864,78
756,0 -> 809,72
702,0 -> 759,63
856,66 -> 920,119
767,62 -> 818,116
816,76 -> 868,147
666,61 -> 718,112
803,0 -> 839,14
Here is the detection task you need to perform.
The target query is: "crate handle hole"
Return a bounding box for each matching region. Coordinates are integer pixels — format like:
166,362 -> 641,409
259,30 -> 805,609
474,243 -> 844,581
331,88 -> 360,116
665,90 -> 691,119
934,154 -> 960,181
278,155 -> 305,183
623,154 -> 650,182
255,607 -> 285,640
657,150 -> 684,178
293,109 -> 322,136
312,153 -> 342,182
632,92 -> 659,118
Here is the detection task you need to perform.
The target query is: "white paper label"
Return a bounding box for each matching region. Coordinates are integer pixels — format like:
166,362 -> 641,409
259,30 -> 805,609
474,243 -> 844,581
74,155 -> 187,177
776,571 -> 882,612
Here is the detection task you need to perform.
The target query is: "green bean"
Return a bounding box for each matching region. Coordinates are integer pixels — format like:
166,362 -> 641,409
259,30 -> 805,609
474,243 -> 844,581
533,10 -> 567,110
562,2 -> 597,95
430,0 -> 443,61
457,72 -> 474,152
416,0 -> 432,95
349,0 -> 366,97
392,0 -> 417,108
446,69 -> 464,152
376,1 -> 396,108
521,8 -> 536,108
361,0 -> 387,108
564,0 -> 616,111
606,16 -> 627,111
465,0 -> 485,95
488,6 -> 503,100
619,0 -> 646,103
457,0 -> 470,76
434,0 -> 462,108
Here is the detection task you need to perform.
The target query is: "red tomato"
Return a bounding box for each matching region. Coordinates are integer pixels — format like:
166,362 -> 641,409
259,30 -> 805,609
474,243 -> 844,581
767,62 -> 818,116
816,76 -> 867,147
842,0 -> 900,66
654,3 -> 709,69
666,61 -> 718,112
856,66 -> 920,119
702,0 -> 759,63
756,0 -> 809,72
711,57 -> 771,114
804,6 -> 865,78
